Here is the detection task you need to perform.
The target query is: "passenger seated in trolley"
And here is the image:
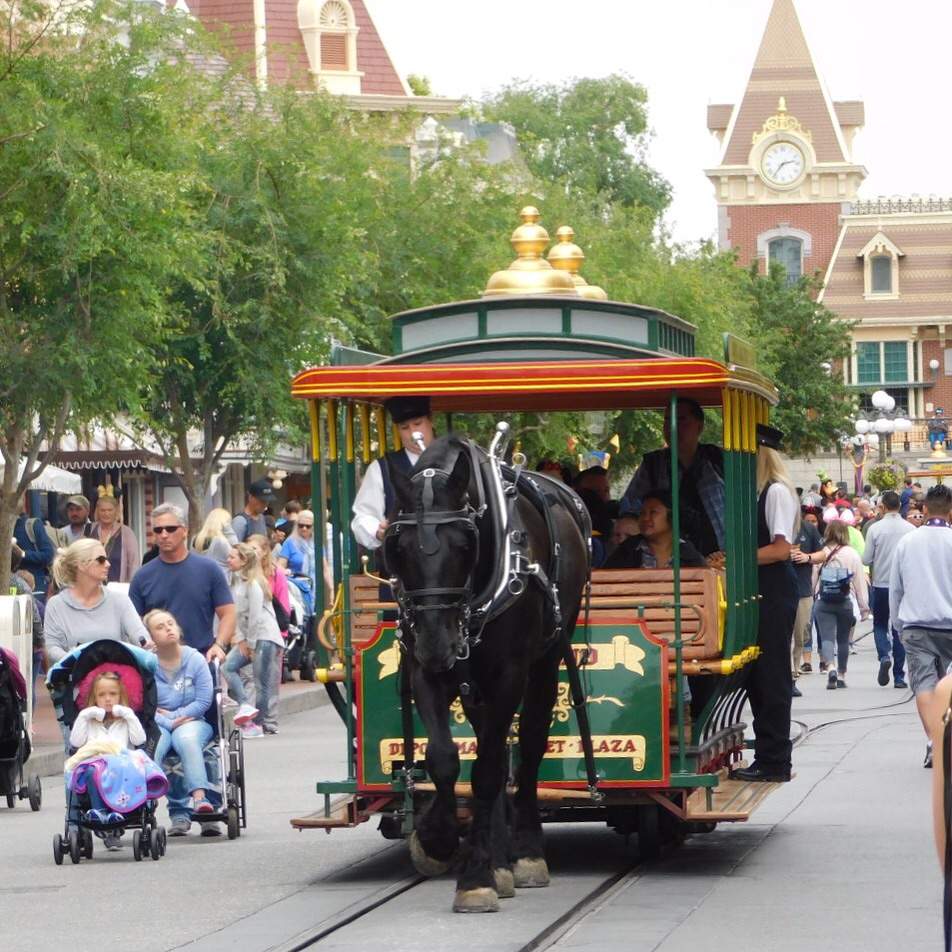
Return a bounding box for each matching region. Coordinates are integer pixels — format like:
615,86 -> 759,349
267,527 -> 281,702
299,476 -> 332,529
351,396 -> 435,551
619,398 -> 725,563
604,489 -> 707,570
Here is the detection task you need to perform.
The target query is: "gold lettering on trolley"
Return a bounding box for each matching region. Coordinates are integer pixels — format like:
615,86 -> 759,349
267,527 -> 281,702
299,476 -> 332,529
379,633 -> 645,682
380,734 -> 647,774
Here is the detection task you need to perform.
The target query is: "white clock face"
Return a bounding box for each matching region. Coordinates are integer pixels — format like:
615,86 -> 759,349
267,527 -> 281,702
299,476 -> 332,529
761,142 -> 805,186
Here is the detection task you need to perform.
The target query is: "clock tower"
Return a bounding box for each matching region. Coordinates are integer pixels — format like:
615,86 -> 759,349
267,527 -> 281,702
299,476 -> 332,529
705,0 -> 867,284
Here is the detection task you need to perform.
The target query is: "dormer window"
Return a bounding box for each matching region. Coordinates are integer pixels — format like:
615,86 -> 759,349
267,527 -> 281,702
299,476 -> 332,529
858,231 -> 903,300
298,0 -> 362,93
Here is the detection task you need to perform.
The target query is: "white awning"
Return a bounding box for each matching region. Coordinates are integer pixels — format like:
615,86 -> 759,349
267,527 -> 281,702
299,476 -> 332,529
3,460 -> 83,494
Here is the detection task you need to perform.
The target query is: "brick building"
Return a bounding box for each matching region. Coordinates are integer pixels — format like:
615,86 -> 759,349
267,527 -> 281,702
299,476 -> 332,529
707,0 -> 952,460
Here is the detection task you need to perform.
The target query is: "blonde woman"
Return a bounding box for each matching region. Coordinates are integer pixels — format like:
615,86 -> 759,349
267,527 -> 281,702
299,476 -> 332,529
733,425 -> 800,785
223,543 -> 284,738
90,494 -> 140,583
193,508 -> 238,574
44,538 -> 149,663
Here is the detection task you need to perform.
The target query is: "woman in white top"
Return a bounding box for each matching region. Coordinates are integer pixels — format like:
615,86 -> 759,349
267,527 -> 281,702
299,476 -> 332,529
222,543 -> 284,739
45,539 -> 150,663
810,520 -> 870,689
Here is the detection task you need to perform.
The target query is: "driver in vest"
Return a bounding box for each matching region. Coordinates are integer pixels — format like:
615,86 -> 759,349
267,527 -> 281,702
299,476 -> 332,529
351,395 -> 435,551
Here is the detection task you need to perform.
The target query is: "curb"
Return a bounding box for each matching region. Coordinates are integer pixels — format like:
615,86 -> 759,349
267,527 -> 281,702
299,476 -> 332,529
26,683 -> 331,779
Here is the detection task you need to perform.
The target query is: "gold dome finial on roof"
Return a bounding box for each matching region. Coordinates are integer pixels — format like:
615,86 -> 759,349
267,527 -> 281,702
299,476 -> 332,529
547,225 -> 607,300
483,207 -> 579,297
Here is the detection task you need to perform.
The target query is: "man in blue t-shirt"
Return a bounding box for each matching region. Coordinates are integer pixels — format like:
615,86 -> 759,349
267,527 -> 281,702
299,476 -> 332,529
129,502 -> 235,659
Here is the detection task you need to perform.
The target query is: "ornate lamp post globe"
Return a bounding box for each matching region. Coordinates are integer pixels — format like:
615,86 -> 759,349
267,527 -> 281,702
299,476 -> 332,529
871,389 -> 895,412
854,418 -> 870,435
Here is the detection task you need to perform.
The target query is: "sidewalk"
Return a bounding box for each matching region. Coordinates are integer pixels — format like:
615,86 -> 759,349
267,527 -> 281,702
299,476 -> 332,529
26,673 -> 329,778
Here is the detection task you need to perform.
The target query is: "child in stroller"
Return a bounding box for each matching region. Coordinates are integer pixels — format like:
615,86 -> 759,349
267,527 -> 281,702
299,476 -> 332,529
48,640 -> 169,864
0,647 -> 42,810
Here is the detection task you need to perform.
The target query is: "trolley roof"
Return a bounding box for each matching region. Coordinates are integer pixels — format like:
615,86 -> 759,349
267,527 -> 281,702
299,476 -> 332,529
290,357 -> 778,413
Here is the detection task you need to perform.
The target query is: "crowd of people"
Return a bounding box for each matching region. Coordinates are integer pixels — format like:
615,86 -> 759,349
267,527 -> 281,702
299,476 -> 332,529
9,481 -> 313,840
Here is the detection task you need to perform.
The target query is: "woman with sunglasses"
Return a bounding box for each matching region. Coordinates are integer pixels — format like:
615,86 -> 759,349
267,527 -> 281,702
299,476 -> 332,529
44,538 -> 150,663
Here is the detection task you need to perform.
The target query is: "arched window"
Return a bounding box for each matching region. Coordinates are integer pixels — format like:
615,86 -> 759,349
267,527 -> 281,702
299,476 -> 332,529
297,0 -> 361,91
858,231 -> 903,300
768,237 -> 803,285
871,255 -> 893,294
319,1 -> 349,70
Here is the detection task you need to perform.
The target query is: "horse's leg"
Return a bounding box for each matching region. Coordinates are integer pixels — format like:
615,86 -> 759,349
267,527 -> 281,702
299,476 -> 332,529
453,694 -> 520,913
511,644 -> 562,888
408,667 -> 461,877
462,698 -> 515,899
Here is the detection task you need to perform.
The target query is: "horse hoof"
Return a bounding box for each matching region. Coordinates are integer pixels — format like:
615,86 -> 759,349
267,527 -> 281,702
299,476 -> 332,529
494,867 -> 515,898
513,857 -> 550,888
409,831 -> 455,877
453,887 -> 499,913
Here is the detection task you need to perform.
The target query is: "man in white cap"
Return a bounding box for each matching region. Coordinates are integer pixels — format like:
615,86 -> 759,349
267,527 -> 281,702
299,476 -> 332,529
351,396 -> 435,550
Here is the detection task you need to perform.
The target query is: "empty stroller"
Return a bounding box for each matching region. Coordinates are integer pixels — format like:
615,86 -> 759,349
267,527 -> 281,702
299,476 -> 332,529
47,640 -> 169,864
0,647 -> 41,811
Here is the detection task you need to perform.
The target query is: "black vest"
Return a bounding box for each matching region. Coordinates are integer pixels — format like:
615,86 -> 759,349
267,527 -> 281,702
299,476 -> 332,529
380,449 -> 414,521
757,481 -> 797,599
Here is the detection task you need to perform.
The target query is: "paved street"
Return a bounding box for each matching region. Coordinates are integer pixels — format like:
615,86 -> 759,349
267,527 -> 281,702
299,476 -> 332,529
1,622 -> 941,952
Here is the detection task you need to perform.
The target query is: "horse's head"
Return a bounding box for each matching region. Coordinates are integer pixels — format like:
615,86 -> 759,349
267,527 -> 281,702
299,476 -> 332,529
385,436 -> 479,673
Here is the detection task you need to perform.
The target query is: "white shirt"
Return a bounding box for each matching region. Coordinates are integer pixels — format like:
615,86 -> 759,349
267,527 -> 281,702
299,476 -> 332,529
351,451 -> 420,550
764,482 -> 798,542
69,706 -> 146,749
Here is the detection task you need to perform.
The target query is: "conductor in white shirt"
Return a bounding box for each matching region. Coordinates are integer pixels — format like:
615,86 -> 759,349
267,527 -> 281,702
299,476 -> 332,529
351,396 -> 436,551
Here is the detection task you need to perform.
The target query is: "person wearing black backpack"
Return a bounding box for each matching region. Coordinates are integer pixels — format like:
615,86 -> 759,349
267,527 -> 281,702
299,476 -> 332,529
812,520 -> 870,690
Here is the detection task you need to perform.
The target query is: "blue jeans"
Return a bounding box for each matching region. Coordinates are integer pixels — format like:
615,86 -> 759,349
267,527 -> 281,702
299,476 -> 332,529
871,586 -> 906,682
223,641 -> 281,729
155,719 -> 213,814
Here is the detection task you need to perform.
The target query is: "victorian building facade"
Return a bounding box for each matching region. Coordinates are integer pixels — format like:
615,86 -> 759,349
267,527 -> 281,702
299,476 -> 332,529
707,0 -> 952,436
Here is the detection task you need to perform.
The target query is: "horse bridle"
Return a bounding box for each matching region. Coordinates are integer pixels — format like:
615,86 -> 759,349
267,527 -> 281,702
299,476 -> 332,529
384,459 -> 484,655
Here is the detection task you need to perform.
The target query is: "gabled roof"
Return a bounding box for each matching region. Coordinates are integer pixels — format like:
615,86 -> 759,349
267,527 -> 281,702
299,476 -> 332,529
718,0 -> 851,165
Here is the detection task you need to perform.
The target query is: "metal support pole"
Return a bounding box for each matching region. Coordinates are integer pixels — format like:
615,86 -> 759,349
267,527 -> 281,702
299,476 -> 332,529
669,392 -> 686,775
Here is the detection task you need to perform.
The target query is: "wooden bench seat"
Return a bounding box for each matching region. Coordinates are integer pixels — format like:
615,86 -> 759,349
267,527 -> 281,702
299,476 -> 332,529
348,567 -> 724,661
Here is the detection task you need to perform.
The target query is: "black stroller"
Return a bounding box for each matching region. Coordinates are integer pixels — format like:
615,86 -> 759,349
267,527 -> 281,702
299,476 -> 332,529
47,640 -> 168,863
0,647 -> 41,811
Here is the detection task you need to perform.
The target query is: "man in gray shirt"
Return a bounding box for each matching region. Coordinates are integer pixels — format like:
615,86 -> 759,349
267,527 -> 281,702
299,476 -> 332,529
232,479 -> 276,542
863,490 -> 914,690
889,484 -> 952,767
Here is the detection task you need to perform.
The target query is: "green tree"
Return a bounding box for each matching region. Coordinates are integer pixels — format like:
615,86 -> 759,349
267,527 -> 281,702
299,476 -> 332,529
483,75 -> 672,216
0,0 -> 206,580
747,265 -> 855,456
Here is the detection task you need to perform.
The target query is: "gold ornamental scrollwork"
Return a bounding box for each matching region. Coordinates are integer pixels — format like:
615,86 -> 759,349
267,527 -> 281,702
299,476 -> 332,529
752,96 -> 812,145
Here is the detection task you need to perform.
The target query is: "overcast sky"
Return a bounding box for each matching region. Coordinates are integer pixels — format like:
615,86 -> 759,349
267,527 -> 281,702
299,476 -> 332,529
368,1 -> 951,246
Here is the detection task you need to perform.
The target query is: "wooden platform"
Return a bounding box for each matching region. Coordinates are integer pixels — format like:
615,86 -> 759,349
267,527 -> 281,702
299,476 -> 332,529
290,794 -> 395,831
684,767 -> 783,822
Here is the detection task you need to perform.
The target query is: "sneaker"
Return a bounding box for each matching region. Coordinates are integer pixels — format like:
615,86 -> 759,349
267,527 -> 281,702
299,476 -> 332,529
168,816 -> 191,837
836,678 -> 847,689
262,725 -> 279,735
233,703 -> 259,726
878,659 -> 891,686
925,742 -> 934,769
84,809 -> 108,824
104,831 -> 122,851
819,661 -> 829,673
799,662 -> 813,674
895,678 -> 908,689
200,822 -> 223,837
193,800 -> 215,815
792,682 -> 802,698
105,812 -> 125,825
827,670 -> 838,690
241,723 -> 264,739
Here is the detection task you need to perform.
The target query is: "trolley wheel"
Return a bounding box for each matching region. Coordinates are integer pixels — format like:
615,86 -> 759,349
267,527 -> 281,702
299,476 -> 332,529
300,656 -> 316,682
637,804 -> 661,861
227,805 -> 240,839
5,794 -> 13,809
83,829 -> 94,859
150,828 -> 162,860
68,829 -> 82,864
281,662 -> 291,684
132,829 -> 143,861
28,775 -> 41,812
52,833 -> 64,865
158,826 -> 168,856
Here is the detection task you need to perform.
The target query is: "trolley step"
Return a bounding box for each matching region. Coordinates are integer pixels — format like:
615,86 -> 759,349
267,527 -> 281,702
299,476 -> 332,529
684,767 -> 785,823
291,795 -> 395,831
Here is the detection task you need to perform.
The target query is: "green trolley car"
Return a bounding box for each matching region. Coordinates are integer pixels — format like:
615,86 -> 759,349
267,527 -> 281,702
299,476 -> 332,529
289,208 -> 782,852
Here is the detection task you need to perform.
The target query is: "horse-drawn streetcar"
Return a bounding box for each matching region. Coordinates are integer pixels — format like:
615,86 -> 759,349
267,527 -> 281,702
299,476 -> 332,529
290,208 -> 784,912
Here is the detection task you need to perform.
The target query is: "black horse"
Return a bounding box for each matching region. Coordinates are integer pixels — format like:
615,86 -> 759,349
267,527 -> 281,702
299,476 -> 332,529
384,434 -> 590,913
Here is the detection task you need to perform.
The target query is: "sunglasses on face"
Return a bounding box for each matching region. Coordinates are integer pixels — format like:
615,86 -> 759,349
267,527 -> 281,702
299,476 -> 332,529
153,525 -> 182,535
88,555 -> 109,565
297,523 -> 314,529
